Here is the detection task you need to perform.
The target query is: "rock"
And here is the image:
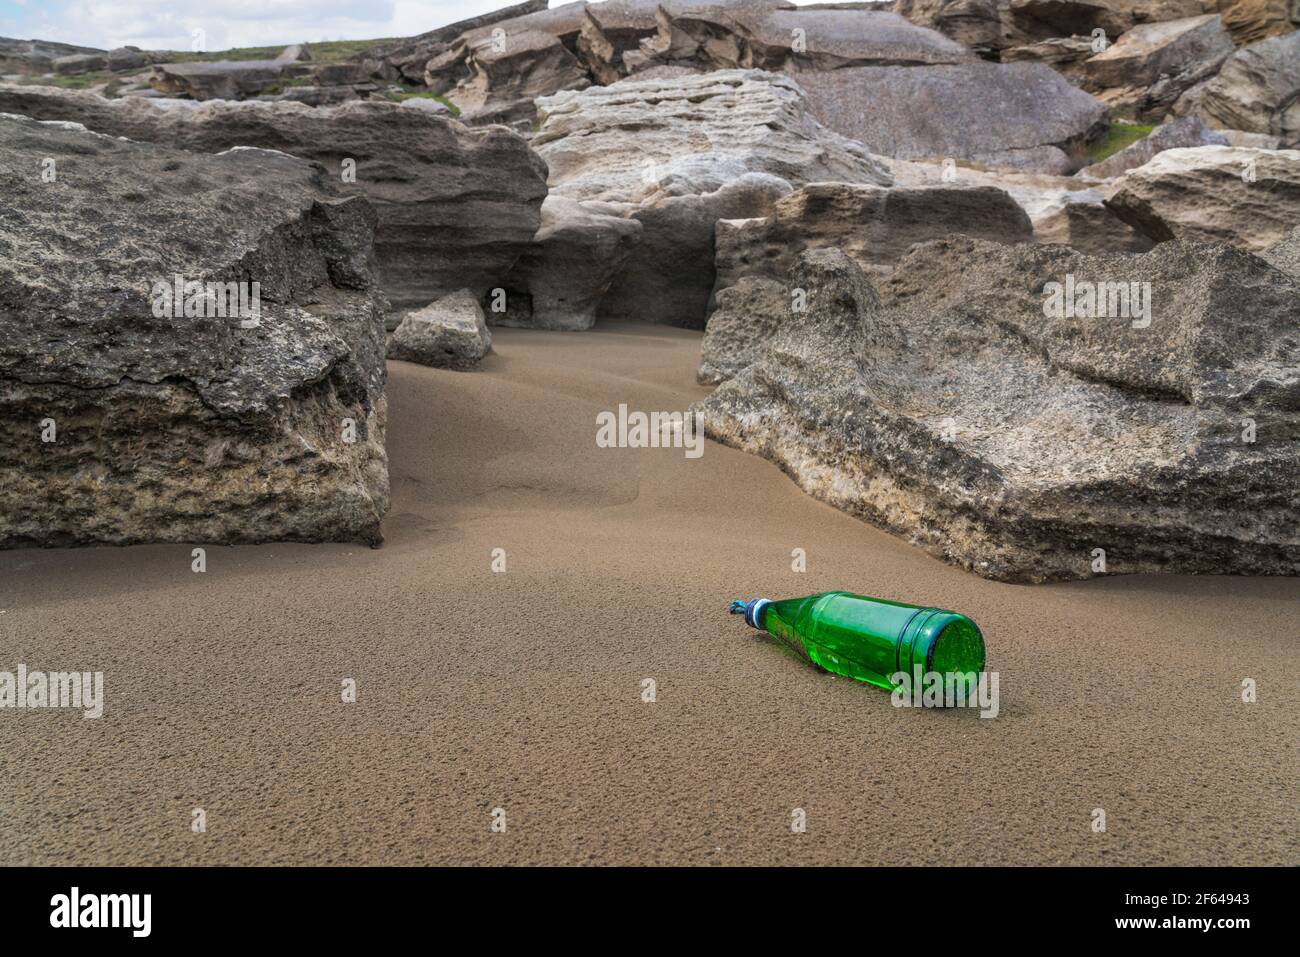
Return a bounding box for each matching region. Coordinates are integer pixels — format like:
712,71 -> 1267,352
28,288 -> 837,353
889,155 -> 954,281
712,182 -> 1034,292
1216,128 -> 1284,148
1216,0 -> 1300,45
1078,115 -> 1229,178
0,87 -> 549,312
645,2 -> 974,72
1002,35 -> 1098,83
1104,145 -> 1300,251
52,53 -> 107,75
268,85 -> 361,106
694,239 -> 1300,582
1009,0 -> 1216,39
445,27 -> 590,123
399,95 -> 451,114
0,37 -> 104,75
106,46 -> 151,72
531,69 -> 892,327
890,0 -> 1009,53
1261,224 -> 1300,276
794,62 -> 1109,173
1084,14 -> 1233,117
1194,31 -> 1300,148
578,0 -> 666,83
496,196 -> 643,330
370,0 -> 549,84
0,114 -> 389,547
149,58 -> 291,100
387,290 -> 492,368
1033,197 -> 1158,251
698,275 -> 789,384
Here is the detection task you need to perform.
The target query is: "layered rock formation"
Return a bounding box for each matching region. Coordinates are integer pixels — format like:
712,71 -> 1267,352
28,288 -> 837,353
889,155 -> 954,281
0,115 -> 389,547
1103,145 -> 1300,250
1190,30 -> 1300,147
520,68 -> 891,328
0,88 -> 549,312
695,239 -> 1300,582
794,61 -> 1109,173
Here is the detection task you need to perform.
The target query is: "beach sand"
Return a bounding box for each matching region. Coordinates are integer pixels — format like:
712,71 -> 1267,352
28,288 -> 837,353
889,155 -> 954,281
1,322 -> 1295,865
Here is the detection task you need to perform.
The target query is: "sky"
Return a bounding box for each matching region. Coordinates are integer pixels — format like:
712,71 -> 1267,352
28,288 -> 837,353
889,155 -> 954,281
0,0 -> 833,52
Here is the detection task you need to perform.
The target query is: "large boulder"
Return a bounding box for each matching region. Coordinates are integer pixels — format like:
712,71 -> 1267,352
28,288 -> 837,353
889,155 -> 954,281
1008,0 -> 1217,39
1215,0 -> 1300,45
528,68 -> 892,327
694,239 -> 1300,582
444,27 -> 591,125
0,114 -> 389,547
1192,31 -> 1300,148
52,52 -> 107,75
387,290 -> 493,369
1083,14 -> 1234,118
0,88 -> 549,312
794,62 -> 1109,173
149,58 -> 289,100
1103,145 -> 1300,251
1078,115 -> 1229,178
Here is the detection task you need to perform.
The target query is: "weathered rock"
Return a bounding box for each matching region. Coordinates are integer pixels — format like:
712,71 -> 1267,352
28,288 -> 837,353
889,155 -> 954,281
1194,31 -> 1300,147
1261,224 -> 1300,276
890,0 -> 1009,53
1216,0 -> 1300,45
1002,35 -> 1098,83
53,52 -> 107,75
698,275 -> 789,384
1078,115 -> 1229,178
712,182 -> 1034,293
0,114 -> 389,547
695,239 -> 1300,582
106,46 -> 152,72
795,62 -> 1109,173
1084,14 -> 1233,117
370,0 -> 549,83
387,290 -> 492,368
531,69 -> 892,327
1033,197 -> 1159,251
445,27 -> 591,123
646,2 -> 974,72
1009,0 -> 1216,39
496,196 -> 643,330
0,37 -> 103,75
0,88 -> 549,312
149,58 -> 288,100
1104,145 -> 1300,250
579,0 -> 667,83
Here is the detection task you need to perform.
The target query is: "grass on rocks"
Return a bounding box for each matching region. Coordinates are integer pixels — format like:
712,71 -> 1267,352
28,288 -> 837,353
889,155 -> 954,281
1087,121 -> 1156,163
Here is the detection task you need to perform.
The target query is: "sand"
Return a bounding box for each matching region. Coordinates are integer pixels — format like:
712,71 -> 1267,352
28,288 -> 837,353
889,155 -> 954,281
0,322 -> 1296,866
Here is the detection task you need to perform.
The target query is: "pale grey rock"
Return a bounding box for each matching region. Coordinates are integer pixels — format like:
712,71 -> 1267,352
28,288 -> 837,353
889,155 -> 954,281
1195,31 -> 1300,148
695,238 -> 1300,582
387,290 -> 492,369
794,61 -> 1109,173
1104,145 -> 1300,251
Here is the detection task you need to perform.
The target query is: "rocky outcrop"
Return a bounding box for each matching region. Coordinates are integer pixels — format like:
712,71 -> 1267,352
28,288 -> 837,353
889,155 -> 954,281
0,37 -> 104,75
148,45 -> 308,100
1192,31 -> 1300,148
694,239 -> 1300,582
1008,0 -> 1217,40
52,52 -> 107,75
496,196 -> 643,330
700,181 -> 1035,383
1078,115 -> 1229,178
0,87 -> 549,312
890,0 -> 1009,54
1084,14 -> 1234,119
0,114 -> 389,547
1103,145 -> 1300,251
529,68 -> 891,327
712,181 -> 1033,289
1033,197 -> 1160,252
387,290 -> 493,368
1216,0 -> 1300,45
368,0 -> 549,83
794,61 -> 1109,174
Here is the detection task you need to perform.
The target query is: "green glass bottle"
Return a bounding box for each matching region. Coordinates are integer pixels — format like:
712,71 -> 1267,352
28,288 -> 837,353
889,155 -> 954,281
729,591 -> 985,691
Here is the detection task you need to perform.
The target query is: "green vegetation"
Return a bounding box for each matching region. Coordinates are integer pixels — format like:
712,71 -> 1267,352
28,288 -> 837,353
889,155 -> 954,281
1086,122 -> 1156,164
381,88 -> 460,116
165,38 -> 398,65
14,70 -> 113,90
